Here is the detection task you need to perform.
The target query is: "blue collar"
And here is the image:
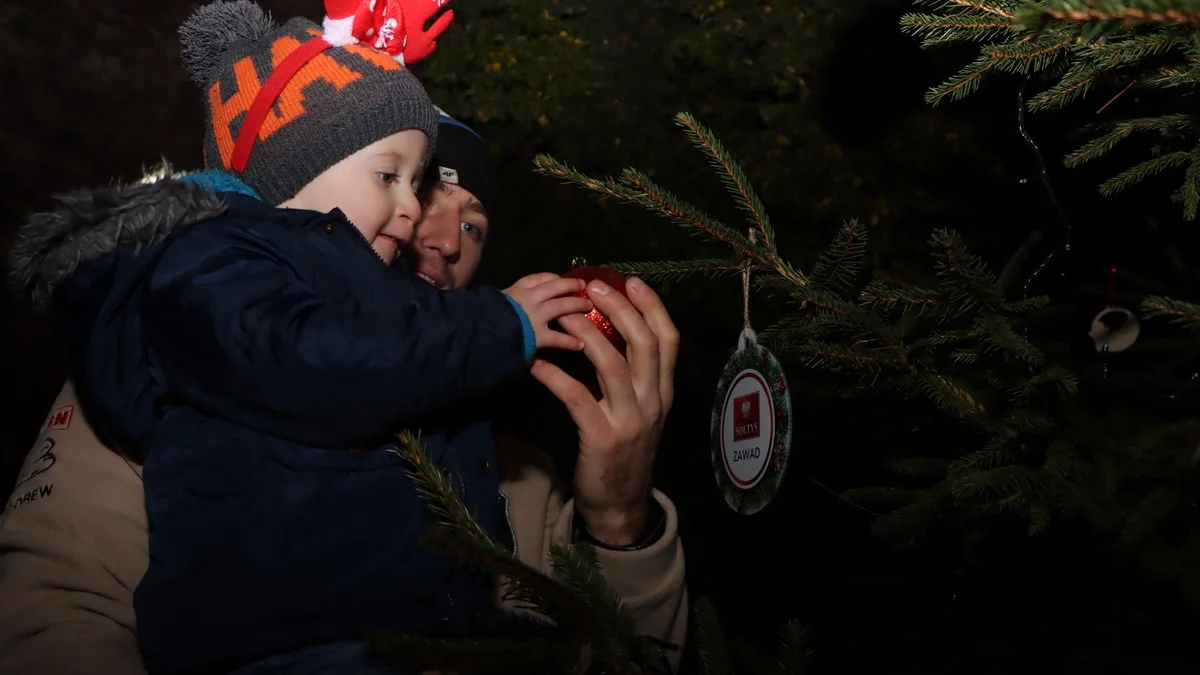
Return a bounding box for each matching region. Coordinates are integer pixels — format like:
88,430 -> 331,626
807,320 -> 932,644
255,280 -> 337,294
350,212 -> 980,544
176,171 -> 262,201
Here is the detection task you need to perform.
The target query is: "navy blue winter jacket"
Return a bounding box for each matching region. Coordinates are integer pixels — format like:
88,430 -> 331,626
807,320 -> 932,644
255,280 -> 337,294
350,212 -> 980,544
6,172 -> 534,674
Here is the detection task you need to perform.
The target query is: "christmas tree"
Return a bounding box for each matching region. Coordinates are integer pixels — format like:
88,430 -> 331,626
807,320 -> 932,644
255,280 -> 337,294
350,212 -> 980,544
902,0 -> 1200,219
375,1 -> 1200,671
895,0 -> 1200,597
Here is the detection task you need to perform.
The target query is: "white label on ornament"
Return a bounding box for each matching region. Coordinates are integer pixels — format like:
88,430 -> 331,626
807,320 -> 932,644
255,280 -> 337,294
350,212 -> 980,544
719,368 -> 775,489
710,327 -> 792,515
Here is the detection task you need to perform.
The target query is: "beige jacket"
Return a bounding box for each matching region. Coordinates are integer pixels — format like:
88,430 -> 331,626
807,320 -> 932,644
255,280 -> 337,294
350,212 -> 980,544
0,381 -> 687,673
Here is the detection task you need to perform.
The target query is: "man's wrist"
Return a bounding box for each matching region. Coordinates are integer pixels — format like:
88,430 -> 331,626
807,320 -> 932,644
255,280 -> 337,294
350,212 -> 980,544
572,498 -> 666,551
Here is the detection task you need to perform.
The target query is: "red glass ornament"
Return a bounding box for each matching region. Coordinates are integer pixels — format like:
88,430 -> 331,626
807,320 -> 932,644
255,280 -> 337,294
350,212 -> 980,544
541,261 -> 630,398
561,265 -> 629,353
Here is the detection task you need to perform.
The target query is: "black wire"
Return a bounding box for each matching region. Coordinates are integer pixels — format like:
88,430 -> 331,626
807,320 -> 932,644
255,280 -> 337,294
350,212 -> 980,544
1017,74 -> 1074,302
1014,76 -> 1198,401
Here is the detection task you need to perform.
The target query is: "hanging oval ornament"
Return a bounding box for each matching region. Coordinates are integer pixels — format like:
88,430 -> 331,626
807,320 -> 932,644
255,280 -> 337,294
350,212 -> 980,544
710,327 -> 793,515
1088,305 -> 1140,353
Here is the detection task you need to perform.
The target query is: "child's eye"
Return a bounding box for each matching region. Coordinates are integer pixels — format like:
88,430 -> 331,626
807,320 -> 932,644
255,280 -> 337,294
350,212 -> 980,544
377,172 -> 399,185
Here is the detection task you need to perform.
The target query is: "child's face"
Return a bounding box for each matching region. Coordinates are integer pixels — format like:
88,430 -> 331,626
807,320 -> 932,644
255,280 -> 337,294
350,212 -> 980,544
280,129 -> 428,264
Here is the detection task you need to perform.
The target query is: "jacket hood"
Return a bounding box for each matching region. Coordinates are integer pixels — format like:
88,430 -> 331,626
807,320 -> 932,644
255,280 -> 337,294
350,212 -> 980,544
5,164 -> 260,455
6,162 -> 246,312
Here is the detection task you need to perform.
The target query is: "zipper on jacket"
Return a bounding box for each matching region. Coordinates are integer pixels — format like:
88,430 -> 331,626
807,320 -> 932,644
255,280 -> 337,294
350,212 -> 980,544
331,214 -> 389,266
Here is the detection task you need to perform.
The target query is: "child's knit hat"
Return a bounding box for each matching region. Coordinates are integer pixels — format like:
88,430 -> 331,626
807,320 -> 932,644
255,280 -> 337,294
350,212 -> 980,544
179,0 -> 454,205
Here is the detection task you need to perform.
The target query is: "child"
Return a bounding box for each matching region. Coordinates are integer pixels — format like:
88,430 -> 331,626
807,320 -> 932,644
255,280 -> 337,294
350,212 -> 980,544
6,1 -> 592,673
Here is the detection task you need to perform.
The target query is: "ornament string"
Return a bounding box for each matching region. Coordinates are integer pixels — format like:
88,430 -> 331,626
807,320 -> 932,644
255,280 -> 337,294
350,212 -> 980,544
1101,265 -> 1117,379
1017,74 -> 1074,304
743,229 -> 755,333
1012,78 -> 1199,400
804,475 -> 879,517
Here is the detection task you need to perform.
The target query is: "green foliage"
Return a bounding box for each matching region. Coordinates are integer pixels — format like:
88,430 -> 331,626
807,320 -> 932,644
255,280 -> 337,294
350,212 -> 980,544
902,0 -> 1200,217
536,110 -> 1200,609
897,2 -> 1200,598
1143,293 -> 1200,327
692,598 -> 814,675
379,431 -> 815,674
415,0 -> 972,284
378,430 -> 671,675
537,113 -> 1085,539
420,0 -> 854,187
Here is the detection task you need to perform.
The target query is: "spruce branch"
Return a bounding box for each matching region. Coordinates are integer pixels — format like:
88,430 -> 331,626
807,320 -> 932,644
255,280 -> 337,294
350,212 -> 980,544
810,219 -> 868,294
416,526 -> 582,624
973,314 -> 1046,365
531,154 -> 645,203
398,429 -> 493,544
906,0 -> 1200,217
536,111 -> 1093,564
619,167 -> 760,257
866,489 -> 950,541
1178,144 -> 1200,218
531,153 -> 756,256
952,0 -> 1018,19
800,340 -> 906,372
925,53 -> 1002,105
693,598 -> 734,675
393,431 -> 654,673
602,258 -> 746,282
1097,149 -> 1192,194
987,34 -> 1078,74
901,12 -> 1019,48
675,112 -> 777,249
1063,115 -> 1195,167
931,228 -> 1006,314
548,543 -> 640,664
1143,293 -> 1200,326
892,457 -> 953,477
1000,295 -> 1052,313
1021,0 -> 1200,27
1027,58 -> 1101,110
1089,32 -> 1186,66
771,621 -> 815,674
859,279 -> 949,315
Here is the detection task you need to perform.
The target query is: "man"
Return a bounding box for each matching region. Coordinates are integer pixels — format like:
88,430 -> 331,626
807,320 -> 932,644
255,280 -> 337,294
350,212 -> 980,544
0,112 -> 686,674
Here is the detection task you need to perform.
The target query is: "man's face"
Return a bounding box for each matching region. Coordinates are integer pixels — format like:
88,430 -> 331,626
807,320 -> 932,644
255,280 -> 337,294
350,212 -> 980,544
405,180 -> 489,290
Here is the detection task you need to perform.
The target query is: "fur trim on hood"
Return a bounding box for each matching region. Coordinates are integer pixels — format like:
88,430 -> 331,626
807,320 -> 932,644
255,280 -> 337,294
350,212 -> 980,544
7,162 -> 230,312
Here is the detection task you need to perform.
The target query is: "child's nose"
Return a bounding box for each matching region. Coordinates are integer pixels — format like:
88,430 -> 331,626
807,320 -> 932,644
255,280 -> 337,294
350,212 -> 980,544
391,193 -> 421,243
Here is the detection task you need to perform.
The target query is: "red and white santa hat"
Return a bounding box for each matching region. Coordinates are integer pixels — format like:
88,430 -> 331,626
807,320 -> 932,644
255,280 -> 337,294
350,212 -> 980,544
321,0 -> 365,47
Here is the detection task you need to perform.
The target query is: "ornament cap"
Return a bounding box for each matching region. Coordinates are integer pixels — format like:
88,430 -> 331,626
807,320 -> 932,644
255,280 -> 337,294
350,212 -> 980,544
571,257 -> 588,268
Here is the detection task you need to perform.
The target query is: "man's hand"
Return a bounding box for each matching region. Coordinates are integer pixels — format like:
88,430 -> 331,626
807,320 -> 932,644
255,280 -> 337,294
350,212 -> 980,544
531,277 -> 679,546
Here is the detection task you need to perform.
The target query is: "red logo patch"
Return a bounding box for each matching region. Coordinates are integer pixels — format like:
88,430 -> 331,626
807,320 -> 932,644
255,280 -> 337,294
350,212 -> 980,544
732,392 -> 760,441
45,405 -> 74,431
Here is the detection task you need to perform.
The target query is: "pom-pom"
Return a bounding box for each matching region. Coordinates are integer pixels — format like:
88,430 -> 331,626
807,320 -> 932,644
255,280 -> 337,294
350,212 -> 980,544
179,0 -> 277,88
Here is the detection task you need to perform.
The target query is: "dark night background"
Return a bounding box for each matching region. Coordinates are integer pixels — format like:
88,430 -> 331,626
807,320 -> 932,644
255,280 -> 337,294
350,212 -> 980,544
3,0 -> 1200,672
